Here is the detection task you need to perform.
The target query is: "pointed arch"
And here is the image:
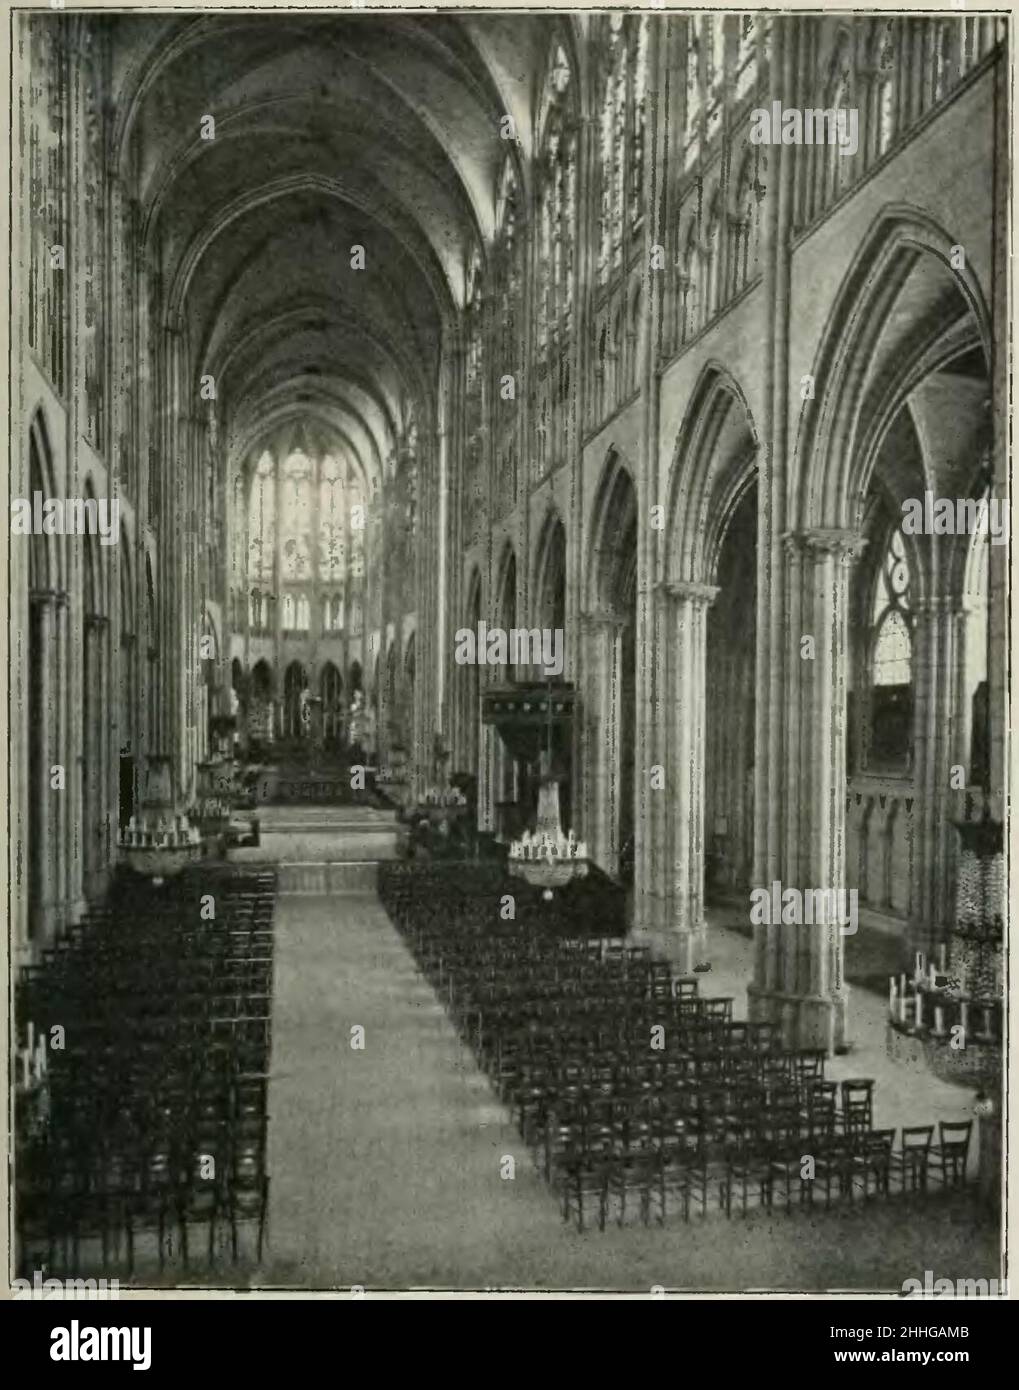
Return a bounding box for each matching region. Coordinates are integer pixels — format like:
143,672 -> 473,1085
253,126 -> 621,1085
587,449 -> 638,616
665,364 -> 759,587
534,508 -> 567,633
792,207 -> 992,532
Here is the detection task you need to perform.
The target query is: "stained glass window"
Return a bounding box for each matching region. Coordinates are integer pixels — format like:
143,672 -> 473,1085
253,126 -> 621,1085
281,450 -> 313,581
239,442 -> 365,639
248,451 -> 275,584
536,43 -> 576,351
319,454 -> 345,582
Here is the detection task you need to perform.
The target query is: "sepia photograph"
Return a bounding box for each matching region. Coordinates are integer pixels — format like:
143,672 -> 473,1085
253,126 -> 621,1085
3,1 -> 1011,1313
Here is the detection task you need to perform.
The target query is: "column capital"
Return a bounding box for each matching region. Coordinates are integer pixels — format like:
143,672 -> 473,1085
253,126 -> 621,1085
581,607 -> 627,631
784,528 -> 867,561
29,587 -> 68,609
656,579 -> 720,608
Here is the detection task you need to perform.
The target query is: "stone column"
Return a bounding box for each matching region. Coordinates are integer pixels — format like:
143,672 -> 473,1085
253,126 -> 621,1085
749,528 -> 863,1052
911,593 -> 967,956
29,591 -> 61,942
634,581 -> 669,933
580,609 -> 626,876
660,580 -> 717,972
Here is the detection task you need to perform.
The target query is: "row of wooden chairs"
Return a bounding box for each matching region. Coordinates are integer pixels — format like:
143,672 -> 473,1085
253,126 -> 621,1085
379,862 -> 974,1233
15,868 -> 277,1277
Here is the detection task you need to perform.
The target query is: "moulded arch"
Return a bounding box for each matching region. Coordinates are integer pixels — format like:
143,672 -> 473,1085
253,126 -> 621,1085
791,206 -> 992,534
664,363 -> 759,588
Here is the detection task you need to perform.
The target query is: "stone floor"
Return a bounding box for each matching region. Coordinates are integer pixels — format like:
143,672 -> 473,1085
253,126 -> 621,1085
245,885 -> 998,1294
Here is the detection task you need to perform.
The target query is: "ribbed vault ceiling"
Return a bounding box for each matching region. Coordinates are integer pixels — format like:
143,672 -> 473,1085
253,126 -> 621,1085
111,12 -> 553,486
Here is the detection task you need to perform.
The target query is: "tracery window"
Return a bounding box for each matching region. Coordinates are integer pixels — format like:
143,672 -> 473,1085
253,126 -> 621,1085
684,15 -> 726,166
494,158 -> 520,373
319,454 -> 345,582
735,15 -> 758,100
464,240 -> 486,541
931,19 -> 953,104
730,150 -> 763,296
681,221 -> 702,342
867,525 -> 914,770
241,442 -> 365,639
281,449 -> 313,581
871,18 -> 898,158
597,16 -> 650,286
871,528 -> 913,687
248,452 -> 275,590
535,43 -> 576,354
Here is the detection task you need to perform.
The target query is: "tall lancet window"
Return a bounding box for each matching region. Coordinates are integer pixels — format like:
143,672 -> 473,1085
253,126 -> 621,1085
868,525 -> 914,771
349,480 -> 365,580
319,454 -> 345,583
248,451 -> 275,631
494,158 -> 520,372
281,449 -> 313,581
596,16 -> 649,285
536,42 -> 576,353
629,17 -> 649,232
248,452 -> 275,585
735,14 -> 758,100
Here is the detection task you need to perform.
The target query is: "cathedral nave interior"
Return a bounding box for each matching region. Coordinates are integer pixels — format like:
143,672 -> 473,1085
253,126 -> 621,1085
8,9 -> 1007,1293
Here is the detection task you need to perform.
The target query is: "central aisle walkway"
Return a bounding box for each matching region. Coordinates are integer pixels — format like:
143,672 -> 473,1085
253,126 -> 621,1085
259,884 -> 997,1293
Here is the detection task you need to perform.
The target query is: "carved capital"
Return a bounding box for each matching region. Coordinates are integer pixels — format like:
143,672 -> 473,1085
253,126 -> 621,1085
581,607 -> 627,632
29,587 -> 67,610
658,579 -> 720,608
785,528 -> 867,562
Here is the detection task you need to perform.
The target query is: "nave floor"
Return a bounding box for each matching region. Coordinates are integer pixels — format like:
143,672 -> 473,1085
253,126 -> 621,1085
242,887 -> 997,1294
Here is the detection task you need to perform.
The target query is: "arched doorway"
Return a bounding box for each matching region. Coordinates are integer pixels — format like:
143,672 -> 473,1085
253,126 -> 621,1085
463,569 -> 482,778
403,633 -> 416,758
534,514 -> 570,830
661,367 -> 758,953
26,416 -> 57,940
841,335 -> 993,953
585,458 -> 637,881
249,659 -> 273,751
492,546 -> 518,834
145,553 -> 158,753
385,641 -> 399,752
321,662 -> 343,744
81,486 -> 106,897
705,482 -> 758,904
282,661 -> 308,740
118,528 -> 136,830
199,609 -> 218,762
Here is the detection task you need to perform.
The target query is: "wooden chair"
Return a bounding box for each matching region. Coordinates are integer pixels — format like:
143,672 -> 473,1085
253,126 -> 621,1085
927,1120 -> 972,1189
889,1125 -> 934,1194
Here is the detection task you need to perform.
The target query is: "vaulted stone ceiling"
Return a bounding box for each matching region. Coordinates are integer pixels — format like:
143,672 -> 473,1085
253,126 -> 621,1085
108,12 -> 555,488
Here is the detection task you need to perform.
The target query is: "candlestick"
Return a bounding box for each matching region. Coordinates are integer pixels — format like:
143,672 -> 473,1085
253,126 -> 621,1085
899,992 -> 908,1024
889,977 -> 897,1012
899,973 -> 907,999
934,1006 -> 945,1034
915,990 -> 923,1031
938,943 -> 947,973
